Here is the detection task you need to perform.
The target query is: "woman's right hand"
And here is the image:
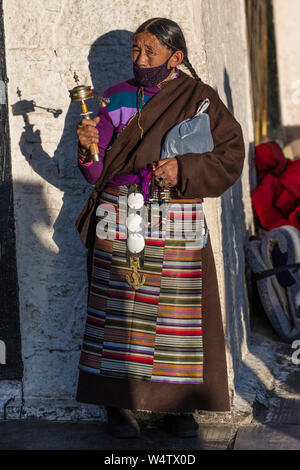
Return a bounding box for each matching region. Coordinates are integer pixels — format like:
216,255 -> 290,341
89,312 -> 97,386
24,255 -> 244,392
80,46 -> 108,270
76,116 -> 100,153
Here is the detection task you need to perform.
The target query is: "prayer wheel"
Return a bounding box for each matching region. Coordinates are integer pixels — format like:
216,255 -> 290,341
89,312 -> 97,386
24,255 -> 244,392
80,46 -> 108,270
69,72 -> 109,162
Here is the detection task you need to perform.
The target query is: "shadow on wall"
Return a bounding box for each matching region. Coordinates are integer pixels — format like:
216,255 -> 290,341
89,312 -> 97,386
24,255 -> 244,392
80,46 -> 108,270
12,28 -> 225,424
283,126 -> 300,160
12,30 -> 134,253
222,67 -> 300,444
12,32 -> 250,412
10,30 -> 134,400
283,126 -> 300,147
221,66 -> 252,398
11,30 -> 293,434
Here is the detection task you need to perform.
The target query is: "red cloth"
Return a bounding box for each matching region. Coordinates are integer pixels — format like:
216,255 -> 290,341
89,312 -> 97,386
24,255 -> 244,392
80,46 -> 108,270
251,141 -> 300,230
278,157 -> 300,199
289,206 -> 300,227
254,141 -> 290,180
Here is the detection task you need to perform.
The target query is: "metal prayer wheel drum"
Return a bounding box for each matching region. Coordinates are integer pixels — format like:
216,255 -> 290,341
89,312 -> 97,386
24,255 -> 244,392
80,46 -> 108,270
69,85 -> 94,102
69,84 -> 110,106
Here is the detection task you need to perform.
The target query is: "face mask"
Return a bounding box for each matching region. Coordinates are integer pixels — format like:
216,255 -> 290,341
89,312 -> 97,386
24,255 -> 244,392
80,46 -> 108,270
133,54 -> 173,87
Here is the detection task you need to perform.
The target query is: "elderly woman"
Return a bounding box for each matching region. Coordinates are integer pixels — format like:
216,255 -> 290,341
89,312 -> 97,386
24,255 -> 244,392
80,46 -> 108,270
75,18 -> 245,438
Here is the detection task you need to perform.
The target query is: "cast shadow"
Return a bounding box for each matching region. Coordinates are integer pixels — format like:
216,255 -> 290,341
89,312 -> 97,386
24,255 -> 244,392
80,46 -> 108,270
282,126 -> 300,160
13,29 -> 134,255
222,68 -> 252,373
221,67 -> 299,444
12,30 -> 134,411
222,66 -> 264,405
14,33 -> 294,446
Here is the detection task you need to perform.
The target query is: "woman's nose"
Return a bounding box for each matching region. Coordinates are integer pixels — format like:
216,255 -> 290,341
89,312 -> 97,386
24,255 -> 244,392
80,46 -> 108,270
135,50 -> 148,67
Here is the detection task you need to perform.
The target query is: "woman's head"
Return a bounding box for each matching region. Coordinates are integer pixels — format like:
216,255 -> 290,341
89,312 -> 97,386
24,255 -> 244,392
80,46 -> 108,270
133,18 -> 200,82
132,30 -> 184,70
135,18 -> 187,58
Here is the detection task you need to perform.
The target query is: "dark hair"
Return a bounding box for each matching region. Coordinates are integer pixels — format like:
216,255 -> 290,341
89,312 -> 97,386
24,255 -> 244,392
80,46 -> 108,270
134,18 -> 201,81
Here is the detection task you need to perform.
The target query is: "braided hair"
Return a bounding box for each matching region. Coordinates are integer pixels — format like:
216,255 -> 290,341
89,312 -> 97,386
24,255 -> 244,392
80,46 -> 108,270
134,18 -> 201,82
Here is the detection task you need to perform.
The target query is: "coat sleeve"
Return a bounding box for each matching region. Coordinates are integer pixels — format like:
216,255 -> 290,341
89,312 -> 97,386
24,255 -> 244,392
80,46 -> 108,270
77,104 -> 115,185
175,87 -> 245,199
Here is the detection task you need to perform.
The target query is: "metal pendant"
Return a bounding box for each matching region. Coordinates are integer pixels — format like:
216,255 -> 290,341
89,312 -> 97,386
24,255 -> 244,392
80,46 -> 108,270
125,184 -> 147,289
126,256 -> 146,290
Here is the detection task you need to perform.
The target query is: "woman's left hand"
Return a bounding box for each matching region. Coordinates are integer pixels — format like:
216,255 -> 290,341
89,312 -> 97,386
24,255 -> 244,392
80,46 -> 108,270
153,158 -> 178,187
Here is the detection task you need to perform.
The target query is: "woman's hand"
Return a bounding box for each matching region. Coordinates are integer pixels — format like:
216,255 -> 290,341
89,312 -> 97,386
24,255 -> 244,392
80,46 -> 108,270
77,116 -> 100,155
153,158 -> 178,187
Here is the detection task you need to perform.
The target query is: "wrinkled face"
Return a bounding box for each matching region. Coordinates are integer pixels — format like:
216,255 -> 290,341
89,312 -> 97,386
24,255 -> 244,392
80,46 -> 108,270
132,31 -> 172,68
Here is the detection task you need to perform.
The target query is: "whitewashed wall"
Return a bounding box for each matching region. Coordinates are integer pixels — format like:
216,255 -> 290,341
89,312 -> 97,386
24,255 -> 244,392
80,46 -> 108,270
1,0 -> 254,420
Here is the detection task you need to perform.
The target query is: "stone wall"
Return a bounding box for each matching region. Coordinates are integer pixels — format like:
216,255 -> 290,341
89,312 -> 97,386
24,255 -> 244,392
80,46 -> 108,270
1,0 -> 254,420
198,0 -> 255,394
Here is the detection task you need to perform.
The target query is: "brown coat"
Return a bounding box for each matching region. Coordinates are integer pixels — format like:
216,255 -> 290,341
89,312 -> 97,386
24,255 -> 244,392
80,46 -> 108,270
76,71 -> 245,249
75,71 -> 245,412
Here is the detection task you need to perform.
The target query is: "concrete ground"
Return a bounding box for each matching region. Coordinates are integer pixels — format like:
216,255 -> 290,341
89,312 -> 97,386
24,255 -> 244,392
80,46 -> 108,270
0,418 -> 299,450
0,309 -> 299,451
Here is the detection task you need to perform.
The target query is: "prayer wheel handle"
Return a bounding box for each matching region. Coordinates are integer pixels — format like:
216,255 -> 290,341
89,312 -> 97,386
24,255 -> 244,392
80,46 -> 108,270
68,72 -> 110,162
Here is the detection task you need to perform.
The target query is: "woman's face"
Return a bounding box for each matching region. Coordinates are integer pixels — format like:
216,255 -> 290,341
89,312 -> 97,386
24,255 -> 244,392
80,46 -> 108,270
132,32 -> 174,68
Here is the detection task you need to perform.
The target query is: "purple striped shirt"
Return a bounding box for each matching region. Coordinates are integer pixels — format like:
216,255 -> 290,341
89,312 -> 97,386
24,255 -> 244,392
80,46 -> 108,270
78,71 -> 181,184
78,78 -> 162,184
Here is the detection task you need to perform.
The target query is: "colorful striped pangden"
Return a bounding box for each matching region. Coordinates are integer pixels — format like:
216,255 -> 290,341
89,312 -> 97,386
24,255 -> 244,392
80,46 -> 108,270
78,185 -> 204,384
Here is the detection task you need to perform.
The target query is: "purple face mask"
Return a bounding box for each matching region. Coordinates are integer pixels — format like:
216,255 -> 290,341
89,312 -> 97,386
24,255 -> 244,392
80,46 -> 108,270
133,54 -> 173,87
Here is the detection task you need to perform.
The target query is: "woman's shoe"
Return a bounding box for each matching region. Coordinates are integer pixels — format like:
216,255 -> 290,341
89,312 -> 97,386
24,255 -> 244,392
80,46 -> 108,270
106,406 -> 140,438
163,413 -> 199,438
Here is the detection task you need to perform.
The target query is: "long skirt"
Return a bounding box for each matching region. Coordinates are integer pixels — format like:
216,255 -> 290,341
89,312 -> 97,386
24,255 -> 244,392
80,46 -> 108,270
76,185 -> 230,413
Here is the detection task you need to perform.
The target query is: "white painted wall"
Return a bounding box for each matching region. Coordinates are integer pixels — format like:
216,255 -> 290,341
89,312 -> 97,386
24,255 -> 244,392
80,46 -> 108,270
199,0 -> 255,377
1,0 -> 254,420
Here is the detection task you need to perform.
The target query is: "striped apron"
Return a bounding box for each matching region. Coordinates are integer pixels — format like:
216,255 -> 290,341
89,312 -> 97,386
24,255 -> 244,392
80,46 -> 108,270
78,185 -> 208,385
